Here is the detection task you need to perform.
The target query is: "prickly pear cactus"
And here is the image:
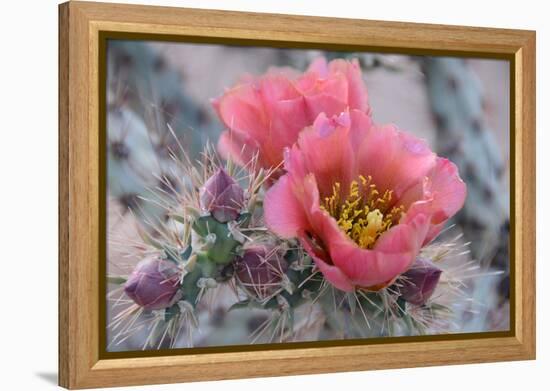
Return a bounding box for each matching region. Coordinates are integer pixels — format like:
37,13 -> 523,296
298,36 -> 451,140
422,58 -> 509,273
106,41 -> 219,221
106,49 -> 508,351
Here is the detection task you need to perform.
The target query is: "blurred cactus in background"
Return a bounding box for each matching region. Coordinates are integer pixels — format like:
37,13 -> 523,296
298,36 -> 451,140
107,41 -> 219,222
422,58 -> 510,304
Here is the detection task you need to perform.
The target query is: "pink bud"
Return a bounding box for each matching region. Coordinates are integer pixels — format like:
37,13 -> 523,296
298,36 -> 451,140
199,168 -> 245,223
399,258 -> 442,306
235,246 -> 288,298
124,258 -> 182,310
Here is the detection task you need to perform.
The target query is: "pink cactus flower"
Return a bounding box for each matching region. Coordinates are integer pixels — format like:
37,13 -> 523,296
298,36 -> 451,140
264,110 -> 466,292
213,57 -> 370,176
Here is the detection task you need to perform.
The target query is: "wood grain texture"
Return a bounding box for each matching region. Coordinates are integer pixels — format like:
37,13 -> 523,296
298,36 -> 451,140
516,31 -> 536,353
58,1 -> 536,389
58,3 -> 70,387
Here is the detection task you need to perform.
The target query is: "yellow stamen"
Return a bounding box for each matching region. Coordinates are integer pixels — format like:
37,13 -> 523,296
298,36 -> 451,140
321,175 -> 404,249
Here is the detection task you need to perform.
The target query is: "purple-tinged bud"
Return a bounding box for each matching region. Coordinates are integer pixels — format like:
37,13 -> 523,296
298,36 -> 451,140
235,246 -> 288,298
399,258 -> 442,306
199,168 -> 245,223
124,258 -> 183,310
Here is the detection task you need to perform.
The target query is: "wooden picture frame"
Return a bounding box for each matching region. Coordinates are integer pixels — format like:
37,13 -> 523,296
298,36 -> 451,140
59,1 -> 536,389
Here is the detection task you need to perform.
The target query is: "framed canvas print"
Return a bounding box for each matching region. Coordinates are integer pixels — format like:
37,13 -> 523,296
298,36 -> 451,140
58,1 -> 536,389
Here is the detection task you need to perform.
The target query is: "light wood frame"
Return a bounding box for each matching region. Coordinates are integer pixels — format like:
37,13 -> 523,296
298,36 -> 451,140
59,1 -> 536,389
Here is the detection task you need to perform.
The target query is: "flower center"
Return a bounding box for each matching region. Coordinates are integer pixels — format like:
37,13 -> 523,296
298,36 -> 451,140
321,175 -> 404,249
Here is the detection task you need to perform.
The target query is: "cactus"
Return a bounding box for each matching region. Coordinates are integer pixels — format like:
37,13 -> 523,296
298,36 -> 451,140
106,50 -> 508,350
107,41 -> 219,222
107,143 -> 482,349
422,57 -> 509,298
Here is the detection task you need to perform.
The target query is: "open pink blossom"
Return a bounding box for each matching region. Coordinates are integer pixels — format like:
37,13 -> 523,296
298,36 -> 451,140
264,110 -> 466,292
213,57 -> 369,175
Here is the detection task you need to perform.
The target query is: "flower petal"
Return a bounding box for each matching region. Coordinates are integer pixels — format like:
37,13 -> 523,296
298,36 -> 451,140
427,158 -> 467,224
375,212 -> 430,255
217,130 -> 257,167
423,158 -> 467,243
306,57 -> 329,78
308,205 -> 428,288
212,57 -> 371,173
329,59 -> 369,112
258,74 -> 301,102
329,232 -> 417,287
400,157 -> 466,244
303,94 -> 348,121
355,120 -> 436,197
299,235 -> 354,292
295,112 -> 355,197
215,83 -> 266,142
264,175 -> 309,238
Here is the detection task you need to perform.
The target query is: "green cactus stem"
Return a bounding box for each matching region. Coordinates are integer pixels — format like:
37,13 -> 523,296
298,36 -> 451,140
422,57 -> 509,273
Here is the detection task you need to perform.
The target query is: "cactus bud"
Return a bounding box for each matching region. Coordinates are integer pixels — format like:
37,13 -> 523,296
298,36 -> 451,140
235,246 -> 289,298
399,258 -> 442,306
124,258 -> 183,310
199,168 -> 244,223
